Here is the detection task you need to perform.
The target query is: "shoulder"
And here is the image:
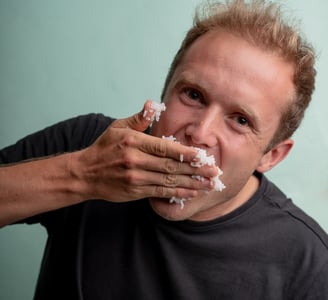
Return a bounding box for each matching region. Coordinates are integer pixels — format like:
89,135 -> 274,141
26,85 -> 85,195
256,174 -> 328,257
249,175 -> 328,297
40,113 -> 114,147
0,114 -> 114,163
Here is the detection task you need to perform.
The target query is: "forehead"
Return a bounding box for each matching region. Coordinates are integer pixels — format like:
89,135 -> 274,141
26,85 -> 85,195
173,30 -> 295,108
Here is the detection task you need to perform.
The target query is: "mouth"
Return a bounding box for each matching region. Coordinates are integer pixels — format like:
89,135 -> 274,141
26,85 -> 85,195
148,197 -> 193,221
159,136 -> 226,209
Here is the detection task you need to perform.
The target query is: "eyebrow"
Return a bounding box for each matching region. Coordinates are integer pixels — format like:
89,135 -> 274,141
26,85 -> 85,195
175,72 -> 261,132
175,77 -> 205,92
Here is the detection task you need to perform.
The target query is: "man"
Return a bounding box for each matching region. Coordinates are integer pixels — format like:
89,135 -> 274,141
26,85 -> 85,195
0,0 -> 327,299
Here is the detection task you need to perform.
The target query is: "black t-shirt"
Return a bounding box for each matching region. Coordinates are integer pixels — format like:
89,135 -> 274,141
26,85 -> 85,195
1,114 -> 328,300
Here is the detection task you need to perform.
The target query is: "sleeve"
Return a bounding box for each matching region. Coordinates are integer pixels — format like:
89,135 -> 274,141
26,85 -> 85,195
301,261 -> 328,300
0,113 -> 114,164
0,113 -> 114,226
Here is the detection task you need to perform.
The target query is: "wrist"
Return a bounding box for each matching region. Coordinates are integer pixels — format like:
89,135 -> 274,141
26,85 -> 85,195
67,149 -> 96,201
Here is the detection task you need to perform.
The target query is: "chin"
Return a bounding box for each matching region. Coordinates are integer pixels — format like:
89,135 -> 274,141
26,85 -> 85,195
149,197 -> 194,221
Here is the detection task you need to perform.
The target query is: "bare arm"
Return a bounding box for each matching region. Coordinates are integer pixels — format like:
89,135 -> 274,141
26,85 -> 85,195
0,153 -> 82,227
0,101 -> 216,227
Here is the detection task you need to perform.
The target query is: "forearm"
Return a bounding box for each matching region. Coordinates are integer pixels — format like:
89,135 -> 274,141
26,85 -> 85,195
0,153 -> 84,227
0,103 -> 218,227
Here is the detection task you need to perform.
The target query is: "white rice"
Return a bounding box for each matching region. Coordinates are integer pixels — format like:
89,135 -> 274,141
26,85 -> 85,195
162,135 -> 177,142
169,197 -> 189,209
190,147 -> 225,193
143,100 -> 166,122
162,136 -> 226,209
145,102 -> 225,209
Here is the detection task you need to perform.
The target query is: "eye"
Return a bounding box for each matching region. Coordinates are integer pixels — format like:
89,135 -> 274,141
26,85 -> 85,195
185,88 -> 201,101
227,114 -> 254,134
178,86 -> 205,108
236,115 -> 249,126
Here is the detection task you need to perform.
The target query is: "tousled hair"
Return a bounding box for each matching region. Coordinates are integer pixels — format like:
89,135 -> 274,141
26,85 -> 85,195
161,0 -> 316,150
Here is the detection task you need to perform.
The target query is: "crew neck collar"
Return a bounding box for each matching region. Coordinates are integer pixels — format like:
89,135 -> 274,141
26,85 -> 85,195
149,172 -> 269,232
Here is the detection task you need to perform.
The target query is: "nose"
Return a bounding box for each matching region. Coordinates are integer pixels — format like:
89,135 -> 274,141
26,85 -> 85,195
185,108 -> 220,148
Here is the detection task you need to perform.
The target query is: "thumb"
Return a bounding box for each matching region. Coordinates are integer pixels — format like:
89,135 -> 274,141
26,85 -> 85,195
111,100 -> 164,132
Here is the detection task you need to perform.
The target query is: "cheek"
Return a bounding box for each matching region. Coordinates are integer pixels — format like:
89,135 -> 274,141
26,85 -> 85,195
221,143 -> 264,181
150,114 -> 176,138
219,133 -> 265,167
151,105 -> 188,137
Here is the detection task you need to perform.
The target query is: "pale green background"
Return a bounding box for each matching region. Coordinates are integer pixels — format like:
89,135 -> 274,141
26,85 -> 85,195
0,0 -> 327,299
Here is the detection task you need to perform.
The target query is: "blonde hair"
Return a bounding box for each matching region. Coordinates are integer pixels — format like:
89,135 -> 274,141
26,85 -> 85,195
161,0 -> 316,149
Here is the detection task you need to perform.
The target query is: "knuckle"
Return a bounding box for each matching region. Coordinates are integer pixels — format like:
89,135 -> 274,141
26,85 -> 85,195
163,160 -> 178,173
123,169 -> 138,184
164,174 -> 178,187
154,139 -> 167,157
154,185 -> 168,197
121,135 -> 136,148
121,153 -> 136,169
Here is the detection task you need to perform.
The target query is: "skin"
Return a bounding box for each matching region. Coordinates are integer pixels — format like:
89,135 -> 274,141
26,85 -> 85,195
150,29 -> 295,222
0,30 -> 295,227
0,100 -> 216,227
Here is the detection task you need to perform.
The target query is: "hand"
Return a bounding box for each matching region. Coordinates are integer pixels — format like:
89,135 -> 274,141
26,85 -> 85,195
72,100 -> 217,202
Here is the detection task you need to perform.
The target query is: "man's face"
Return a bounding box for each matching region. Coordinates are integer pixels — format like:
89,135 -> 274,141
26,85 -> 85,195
150,29 -> 295,221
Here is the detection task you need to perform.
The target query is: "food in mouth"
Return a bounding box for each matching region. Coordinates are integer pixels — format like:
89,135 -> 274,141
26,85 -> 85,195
162,137 -> 225,209
143,100 -> 225,209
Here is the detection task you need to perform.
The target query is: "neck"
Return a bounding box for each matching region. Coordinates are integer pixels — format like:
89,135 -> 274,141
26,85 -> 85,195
190,174 -> 260,221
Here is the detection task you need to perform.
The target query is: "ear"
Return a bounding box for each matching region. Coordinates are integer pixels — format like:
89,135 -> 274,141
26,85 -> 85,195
256,139 -> 294,173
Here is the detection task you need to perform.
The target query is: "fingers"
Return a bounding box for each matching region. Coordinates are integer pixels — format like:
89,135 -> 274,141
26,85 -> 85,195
115,137 -> 218,178
110,100 -> 200,162
121,165 -> 214,197
108,125 -> 200,164
149,186 -> 199,200
137,153 -> 218,178
92,100 -> 221,202
111,100 -> 155,132
138,136 -> 201,163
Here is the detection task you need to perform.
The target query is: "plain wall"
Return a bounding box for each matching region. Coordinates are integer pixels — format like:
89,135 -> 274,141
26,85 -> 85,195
0,0 -> 327,299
